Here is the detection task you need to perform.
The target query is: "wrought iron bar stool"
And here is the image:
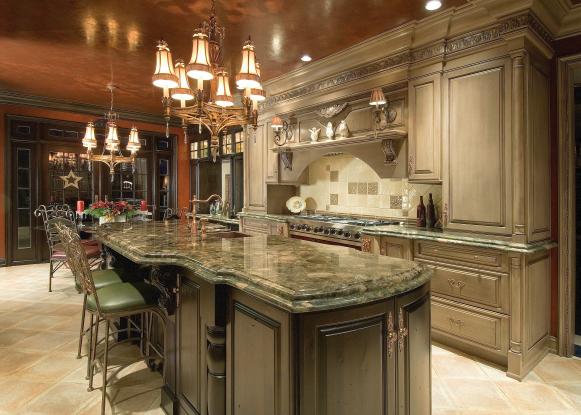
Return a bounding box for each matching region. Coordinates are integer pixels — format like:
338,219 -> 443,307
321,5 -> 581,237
35,205 -> 100,291
56,223 -> 167,415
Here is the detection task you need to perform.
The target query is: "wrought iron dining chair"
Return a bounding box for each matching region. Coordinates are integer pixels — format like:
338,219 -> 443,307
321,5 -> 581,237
56,223 -> 167,415
34,204 -> 100,291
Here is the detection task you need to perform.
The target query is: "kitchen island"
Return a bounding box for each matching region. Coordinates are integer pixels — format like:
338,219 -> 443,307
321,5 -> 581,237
96,221 -> 432,415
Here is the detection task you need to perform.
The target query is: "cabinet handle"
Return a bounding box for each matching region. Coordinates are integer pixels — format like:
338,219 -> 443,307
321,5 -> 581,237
387,312 -> 398,358
398,308 -> 408,353
447,278 -> 466,291
448,318 -> 465,329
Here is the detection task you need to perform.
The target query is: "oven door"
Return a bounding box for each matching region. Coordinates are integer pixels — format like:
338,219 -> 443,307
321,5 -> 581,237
289,231 -> 362,250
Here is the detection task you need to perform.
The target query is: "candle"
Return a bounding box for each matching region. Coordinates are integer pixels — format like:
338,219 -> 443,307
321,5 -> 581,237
140,200 -> 147,212
76,200 -> 85,214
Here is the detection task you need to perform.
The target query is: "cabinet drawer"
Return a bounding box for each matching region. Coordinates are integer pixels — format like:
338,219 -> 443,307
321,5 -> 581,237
432,297 -> 508,354
241,218 -> 269,235
420,262 -> 507,312
414,241 -> 508,272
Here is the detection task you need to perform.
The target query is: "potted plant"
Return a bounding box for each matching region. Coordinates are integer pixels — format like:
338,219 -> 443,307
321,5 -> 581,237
83,200 -> 138,225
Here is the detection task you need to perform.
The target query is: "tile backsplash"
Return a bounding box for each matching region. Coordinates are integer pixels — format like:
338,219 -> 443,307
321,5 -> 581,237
298,154 -> 442,220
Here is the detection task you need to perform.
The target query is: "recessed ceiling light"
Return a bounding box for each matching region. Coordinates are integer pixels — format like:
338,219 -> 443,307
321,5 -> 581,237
425,0 -> 442,11
301,54 -> 312,62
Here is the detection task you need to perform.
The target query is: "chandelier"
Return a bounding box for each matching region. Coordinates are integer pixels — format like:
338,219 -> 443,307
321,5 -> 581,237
151,0 -> 264,161
82,84 -> 141,181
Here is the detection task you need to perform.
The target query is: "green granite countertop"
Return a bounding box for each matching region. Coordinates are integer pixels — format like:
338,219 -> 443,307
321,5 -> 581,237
362,225 -> 557,253
96,222 -> 431,313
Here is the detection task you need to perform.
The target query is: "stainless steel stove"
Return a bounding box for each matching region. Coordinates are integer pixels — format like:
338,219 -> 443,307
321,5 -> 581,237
288,214 -> 400,249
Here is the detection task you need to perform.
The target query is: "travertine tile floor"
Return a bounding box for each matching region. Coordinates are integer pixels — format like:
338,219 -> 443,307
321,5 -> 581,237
1,264 -> 581,414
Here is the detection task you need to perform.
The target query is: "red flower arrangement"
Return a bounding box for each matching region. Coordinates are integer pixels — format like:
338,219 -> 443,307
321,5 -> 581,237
83,200 -> 137,219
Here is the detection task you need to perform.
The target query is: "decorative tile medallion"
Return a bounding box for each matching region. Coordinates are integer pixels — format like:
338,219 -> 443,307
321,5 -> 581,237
330,194 -> 339,205
367,182 -> 378,195
390,195 -> 403,209
358,183 -> 368,195
330,171 -> 339,182
348,183 -> 358,194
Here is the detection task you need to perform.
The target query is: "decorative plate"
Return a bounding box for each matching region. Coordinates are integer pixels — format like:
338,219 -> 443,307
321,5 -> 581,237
286,196 -> 306,214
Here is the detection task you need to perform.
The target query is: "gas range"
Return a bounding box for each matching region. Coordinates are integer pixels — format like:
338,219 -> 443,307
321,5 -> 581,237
288,214 -> 400,249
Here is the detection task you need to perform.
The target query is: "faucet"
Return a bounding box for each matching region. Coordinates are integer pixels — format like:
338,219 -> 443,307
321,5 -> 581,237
189,194 -> 223,235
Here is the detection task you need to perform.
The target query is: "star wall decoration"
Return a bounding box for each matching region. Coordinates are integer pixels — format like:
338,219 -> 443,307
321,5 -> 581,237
60,170 -> 83,189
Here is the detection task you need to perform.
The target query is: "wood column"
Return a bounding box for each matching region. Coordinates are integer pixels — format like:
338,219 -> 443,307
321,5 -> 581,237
511,52 -> 527,243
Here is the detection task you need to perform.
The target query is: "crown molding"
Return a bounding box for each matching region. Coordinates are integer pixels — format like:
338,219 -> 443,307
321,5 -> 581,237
0,90 -> 171,126
261,10 -> 553,111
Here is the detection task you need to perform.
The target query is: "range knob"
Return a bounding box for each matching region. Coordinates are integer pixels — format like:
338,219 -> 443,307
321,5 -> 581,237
354,232 -> 361,239
290,224 -> 296,230
330,229 -> 337,235
344,231 -> 351,238
305,225 -> 312,232
323,228 -> 330,235
336,229 -> 344,236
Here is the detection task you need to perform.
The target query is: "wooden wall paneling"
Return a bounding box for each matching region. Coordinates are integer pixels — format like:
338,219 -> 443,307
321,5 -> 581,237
380,236 -> 413,260
443,57 -> 513,235
244,125 -> 267,211
265,121 -> 279,184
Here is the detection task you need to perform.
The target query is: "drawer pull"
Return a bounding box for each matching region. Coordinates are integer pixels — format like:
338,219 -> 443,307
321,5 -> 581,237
387,312 -> 398,358
398,308 -> 408,353
447,278 -> 466,291
448,318 -> 465,329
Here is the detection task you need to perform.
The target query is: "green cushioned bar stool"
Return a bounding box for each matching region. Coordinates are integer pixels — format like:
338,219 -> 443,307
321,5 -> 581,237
56,223 -> 167,415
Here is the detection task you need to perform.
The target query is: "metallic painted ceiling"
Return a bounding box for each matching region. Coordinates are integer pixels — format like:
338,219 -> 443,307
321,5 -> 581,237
0,0 -> 466,114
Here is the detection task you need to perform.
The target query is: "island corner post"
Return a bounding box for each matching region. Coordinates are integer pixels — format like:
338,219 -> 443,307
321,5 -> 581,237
97,221 -> 432,415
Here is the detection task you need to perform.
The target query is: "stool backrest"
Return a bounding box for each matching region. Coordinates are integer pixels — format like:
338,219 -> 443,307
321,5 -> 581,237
35,204 -> 77,254
55,223 -> 99,309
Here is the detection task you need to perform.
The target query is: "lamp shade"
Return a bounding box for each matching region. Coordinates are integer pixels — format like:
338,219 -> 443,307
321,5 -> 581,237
126,126 -> 141,154
249,88 -> 266,102
152,41 -> 179,89
171,59 -> 195,100
271,116 -> 283,130
369,88 -> 386,106
82,122 -> 97,150
186,30 -> 213,81
249,61 -> 265,101
215,70 -> 234,107
236,39 -> 261,89
105,122 -> 120,152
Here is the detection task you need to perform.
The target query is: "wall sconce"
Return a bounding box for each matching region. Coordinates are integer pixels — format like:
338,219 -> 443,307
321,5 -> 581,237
369,88 -> 397,130
271,116 -> 294,146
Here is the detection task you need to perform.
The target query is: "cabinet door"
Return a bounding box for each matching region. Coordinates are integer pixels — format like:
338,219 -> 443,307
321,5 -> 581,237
177,277 -> 202,414
395,284 -> 431,415
442,59 -> 512,235
244,125 -> 266,211
301,299 -> 397,415
408,74 -> 441,182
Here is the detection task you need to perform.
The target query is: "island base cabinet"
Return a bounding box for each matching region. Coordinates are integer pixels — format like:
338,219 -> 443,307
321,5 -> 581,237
226,283 -> 431,415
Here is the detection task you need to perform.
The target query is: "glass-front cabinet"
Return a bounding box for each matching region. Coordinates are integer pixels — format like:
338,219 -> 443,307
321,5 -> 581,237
5,116 -> 177,265
190,127 -> 244,216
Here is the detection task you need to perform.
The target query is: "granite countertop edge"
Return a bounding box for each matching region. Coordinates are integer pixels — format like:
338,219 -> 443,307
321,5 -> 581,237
238,212 -> 556,253
97,230 -> 432,314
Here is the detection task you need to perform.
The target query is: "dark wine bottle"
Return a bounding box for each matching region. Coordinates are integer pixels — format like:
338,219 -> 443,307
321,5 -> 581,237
417,196 -> 427,227
426,193 -> 436,228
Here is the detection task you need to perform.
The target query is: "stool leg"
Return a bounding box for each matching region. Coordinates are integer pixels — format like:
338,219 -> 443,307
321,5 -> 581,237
77,294 -> 87,359
88,316 -> 99,391
85,313 -> 93,380
101,320 -> 110,415
48,260 -> 54,292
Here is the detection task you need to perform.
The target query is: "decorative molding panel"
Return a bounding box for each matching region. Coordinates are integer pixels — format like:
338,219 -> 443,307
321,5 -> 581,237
261,12 -> 553,111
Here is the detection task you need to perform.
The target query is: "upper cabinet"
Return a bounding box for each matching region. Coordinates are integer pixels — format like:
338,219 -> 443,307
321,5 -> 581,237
442,58 -> 513,236
408,73 -> 441,183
